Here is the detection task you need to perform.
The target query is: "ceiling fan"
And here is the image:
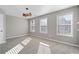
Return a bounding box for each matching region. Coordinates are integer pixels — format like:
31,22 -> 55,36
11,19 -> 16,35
22,8 -> 32,17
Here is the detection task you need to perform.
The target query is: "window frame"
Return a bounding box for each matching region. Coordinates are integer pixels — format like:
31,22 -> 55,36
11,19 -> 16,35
57,12 -> 73,37
40,18 -> 48,34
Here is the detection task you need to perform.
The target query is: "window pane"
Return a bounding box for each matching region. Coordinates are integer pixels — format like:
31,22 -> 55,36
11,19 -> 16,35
32,20 -> 35,25
64,25 -> 71,34
58,14 -> 72,25
63,14 -> 72,24
58,25 -> 65,34
41,26 -> 47,33
31,26 -> 35,32
40,18 -> 48,33
40,18 -> 47,26
58,25 -> 71,35
30,20 -> 35,32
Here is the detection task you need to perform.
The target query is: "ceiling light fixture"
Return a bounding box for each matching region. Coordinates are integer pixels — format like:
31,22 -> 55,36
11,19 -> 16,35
22,8 -> 32,17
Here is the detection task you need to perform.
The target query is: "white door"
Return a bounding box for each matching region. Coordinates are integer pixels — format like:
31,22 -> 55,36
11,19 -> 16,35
0,14 -> 6,44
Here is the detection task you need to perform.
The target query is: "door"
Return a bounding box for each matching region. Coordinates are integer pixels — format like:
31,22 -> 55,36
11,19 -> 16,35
0,14 -> 6,44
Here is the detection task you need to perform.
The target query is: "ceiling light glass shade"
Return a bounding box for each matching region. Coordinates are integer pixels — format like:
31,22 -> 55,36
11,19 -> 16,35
22,12 -> 32,17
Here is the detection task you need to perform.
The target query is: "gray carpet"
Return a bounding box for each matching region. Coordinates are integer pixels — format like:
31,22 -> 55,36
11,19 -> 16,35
1,36 -> 79,54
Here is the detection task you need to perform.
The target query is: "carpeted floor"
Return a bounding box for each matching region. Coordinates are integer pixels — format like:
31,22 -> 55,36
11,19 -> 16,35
1,35 -> 79,54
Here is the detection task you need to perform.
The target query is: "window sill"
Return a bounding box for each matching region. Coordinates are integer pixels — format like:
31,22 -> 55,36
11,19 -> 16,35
57,34 -> 73,37
40,32 -> 48,34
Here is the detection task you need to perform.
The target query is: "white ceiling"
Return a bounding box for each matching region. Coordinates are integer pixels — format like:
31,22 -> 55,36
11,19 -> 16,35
0,5 -> 74,19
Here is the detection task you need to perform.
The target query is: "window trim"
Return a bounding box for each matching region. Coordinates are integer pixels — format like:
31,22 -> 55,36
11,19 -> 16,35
56,12 -> 73,37
40,18 -> 48,34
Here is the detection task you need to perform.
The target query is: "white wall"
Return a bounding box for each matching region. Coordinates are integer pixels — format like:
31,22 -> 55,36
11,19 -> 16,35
0,9 -> 6,44
6,15 -> 28,39
0,14 -> 6,44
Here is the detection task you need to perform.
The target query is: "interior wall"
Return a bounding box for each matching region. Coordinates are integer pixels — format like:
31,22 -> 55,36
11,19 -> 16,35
28,6 -> 79,45
6,15 -> 28,39
0,9 -> 6,44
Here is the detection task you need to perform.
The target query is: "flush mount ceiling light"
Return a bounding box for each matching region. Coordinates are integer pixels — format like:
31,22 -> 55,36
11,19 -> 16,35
22,8 -> 32,17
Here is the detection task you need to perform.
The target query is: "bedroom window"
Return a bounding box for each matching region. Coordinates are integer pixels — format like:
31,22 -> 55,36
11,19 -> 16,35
40,18 -> 48,33
57,13 -> 73,37
30,20 -> 35,32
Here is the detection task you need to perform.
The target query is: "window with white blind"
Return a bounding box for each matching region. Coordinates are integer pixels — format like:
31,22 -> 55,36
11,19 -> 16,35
30,20 -> 35,32
57,13 -> 73,37
40,18 -> 48,33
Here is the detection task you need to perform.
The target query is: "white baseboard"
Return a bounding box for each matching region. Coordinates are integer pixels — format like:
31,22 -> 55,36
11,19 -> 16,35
30,34 -> 79,48
6,34 -> 28,39
0,40 -> 6,44
50,39 -> 79,48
